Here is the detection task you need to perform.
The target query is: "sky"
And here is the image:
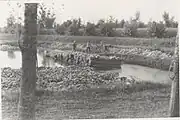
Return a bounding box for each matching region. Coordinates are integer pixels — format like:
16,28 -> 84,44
0,0 -> 179,27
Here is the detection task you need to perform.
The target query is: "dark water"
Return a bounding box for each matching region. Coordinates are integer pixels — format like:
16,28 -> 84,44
0,50 -> 171,84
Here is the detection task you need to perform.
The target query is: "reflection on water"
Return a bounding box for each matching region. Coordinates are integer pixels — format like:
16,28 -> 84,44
0,50 -> 63,69
109,64 -> 171,84
41,55 -> 55,67
7,51 -> 16,59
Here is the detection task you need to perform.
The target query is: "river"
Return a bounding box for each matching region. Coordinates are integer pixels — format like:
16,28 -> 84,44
0,50 -> 171,84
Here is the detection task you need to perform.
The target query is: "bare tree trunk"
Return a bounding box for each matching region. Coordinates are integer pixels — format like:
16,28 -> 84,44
169,33 -> 179,117
18,3 -> 37,120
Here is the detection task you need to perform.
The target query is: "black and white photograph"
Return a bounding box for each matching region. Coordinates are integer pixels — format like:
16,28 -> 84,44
0,0 -> 179,119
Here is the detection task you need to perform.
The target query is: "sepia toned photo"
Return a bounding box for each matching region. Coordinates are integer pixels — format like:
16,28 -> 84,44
0,0 -> 179,119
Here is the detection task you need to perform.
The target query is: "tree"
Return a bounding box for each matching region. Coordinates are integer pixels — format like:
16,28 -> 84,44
85,22 -> 96,36
163,12 -> 171,27
135,11 -> 140,21
7,14 -> 16,28
63,20 -> 72,28
56,24 -> 66,35
147,21 -> 167,38
96,19 -> 105,28
119,19 -> 125,28
124,20 -> 138,37
68,19 -> 80,35
99,22 -> 115,37
169,33 -> 179,117
99,17 -> 116,37
18,3 -> 37,120
6,14 -> 16,33
162,12 -> 178,28
38,3 -> 56,29
45,17 -> 56,29
123,11 -> 140,37
77,18 -> 82,29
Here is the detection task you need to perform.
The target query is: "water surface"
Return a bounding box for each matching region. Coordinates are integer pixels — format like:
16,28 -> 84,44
0,50 -> 171,84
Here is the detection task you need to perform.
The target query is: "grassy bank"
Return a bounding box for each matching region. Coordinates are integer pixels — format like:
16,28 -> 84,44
36,35 -> 175,47
2,84 -> 171,119
0,33 -> 176,48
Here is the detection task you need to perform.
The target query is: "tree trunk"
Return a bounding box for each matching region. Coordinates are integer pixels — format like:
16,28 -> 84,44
169,33 -> 179,117
18,3 -> 38,120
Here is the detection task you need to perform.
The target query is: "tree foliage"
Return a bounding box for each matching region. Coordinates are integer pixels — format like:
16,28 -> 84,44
38,3 -> 56,29
147,21 -> 167,38
119,19 -> 125,28
68,19 -> 80,35
98,16 -> 116,37
7,14 -> 16,28
123,11 -> 140,37
6,14 -> 16,33
55,24 -> 66,35
85,22 -> 96,36
162,12 -> 178,28
99,22 -> 115,37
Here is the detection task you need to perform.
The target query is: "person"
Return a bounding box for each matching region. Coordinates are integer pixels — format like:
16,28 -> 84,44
60,54 -> 63,61
104,45 -> 109,52
100,41 -> 104,52
54,55 -> 58,60
72,40 -> 77,51
86,41 -> 91,53
76,56 -> 80,65
70,53 -> 74,64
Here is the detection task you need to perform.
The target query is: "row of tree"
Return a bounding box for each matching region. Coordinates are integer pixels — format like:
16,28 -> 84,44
4,6 -> 178,38
55,11 -> 178,38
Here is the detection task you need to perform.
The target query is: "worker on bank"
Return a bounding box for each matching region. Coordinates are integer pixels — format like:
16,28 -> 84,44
100,40 -> 104,52
70,53 -> 74,64
60,54 -> 63,61
72,40 -> 77,51
86,41 -> 91,53
104,45 -> 109,53
76,56 -> 81,65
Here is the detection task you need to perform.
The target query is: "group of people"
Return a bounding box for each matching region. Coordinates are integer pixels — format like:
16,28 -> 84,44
72,40 -> 109,53
65,53 -> 91,66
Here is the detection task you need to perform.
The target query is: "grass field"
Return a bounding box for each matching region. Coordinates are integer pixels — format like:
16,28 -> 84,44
2,81 -> 171,119
0,32 -> 176,48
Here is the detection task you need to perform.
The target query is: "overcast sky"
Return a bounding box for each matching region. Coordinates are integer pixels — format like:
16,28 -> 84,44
0,0 -> 179,27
